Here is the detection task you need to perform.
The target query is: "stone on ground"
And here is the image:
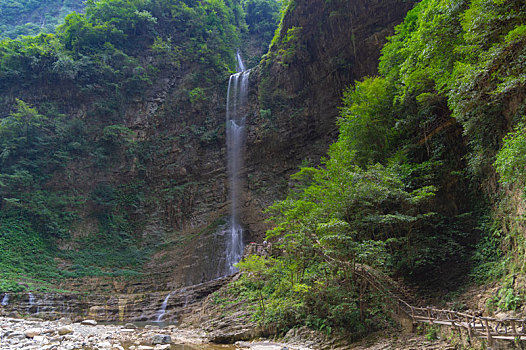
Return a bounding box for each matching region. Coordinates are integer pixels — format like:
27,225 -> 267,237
58,325 -> 74,335
81,319 -> 98,326
24,327 -> 42,338
151,334 -> 172,344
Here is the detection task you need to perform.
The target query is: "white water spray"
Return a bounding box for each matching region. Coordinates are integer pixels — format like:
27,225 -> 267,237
28,292 -> 39,314
225,51 -> 250,274
155,291 -> 174,322
1,294 -> 9,306
235,49 -> 246,72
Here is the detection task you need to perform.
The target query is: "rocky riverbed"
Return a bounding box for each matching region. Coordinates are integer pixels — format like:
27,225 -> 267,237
0,317 -> 313,350
0,315 -> 462,350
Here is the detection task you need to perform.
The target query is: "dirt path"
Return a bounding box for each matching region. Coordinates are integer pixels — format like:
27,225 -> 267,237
348,331 -> 454,350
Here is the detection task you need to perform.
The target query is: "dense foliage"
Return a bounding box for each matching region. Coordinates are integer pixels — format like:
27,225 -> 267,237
0,0 -> 84,39
0,0 -> 280,292
234,0 -> 526,336
2,0 -> 525,339
242,0 -> 280,43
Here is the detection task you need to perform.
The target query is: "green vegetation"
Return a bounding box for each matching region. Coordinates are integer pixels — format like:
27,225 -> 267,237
0,0 -> 281,292
2,0 -> 525,341
242,0 -> 281,44
0,98 -> 146,290
494,122 -> 526,186
0,0 -> 84,39
232,0 -> 526,336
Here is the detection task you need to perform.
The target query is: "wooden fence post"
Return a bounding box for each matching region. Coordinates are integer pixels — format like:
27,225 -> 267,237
427,307 -> 433,324
484,318 -> 494,347
449,311 -> 456,328
466,316 -> 473,342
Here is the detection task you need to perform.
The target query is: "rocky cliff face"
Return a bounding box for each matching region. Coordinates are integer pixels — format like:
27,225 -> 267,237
63,0 -> 416,293
0,277 -> 229,323
240,0 -> 416,238
1,0 -> 415,315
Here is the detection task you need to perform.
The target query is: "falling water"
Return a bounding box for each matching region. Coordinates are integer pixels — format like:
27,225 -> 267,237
235,49 -> 246,72
1,293 -> 9,306
225,50 -> 250,274
28,292 -> 39,314
156,291 -> 174,322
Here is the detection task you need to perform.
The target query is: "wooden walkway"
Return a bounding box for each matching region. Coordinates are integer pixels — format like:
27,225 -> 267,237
354,266 -> 526,346
246,243 -> 526,345
400,302 -> 526,346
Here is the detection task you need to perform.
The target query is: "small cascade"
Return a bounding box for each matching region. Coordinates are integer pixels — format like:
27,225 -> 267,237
224,50 -> 250,275
28,292 -> 39,314
155,291 -> 175,322
1,293 -> 9,306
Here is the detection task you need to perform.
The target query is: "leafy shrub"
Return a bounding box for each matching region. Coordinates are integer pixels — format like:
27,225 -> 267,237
494,121 -> 526,186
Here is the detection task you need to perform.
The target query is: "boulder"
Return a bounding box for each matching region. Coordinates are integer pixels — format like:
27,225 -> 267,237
156,345 -> 171,350
27,317 -> 44,322
7,332 -> 25,340
151,334 -> 171,344
24,328 -> 42,338
58,317 -> 73,324
81,319 -> 98,326
58,325 -> 74,335
124,323 -> 137,329
33,335 -> 48,343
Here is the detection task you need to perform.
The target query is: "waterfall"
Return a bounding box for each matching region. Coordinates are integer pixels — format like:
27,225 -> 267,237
1,293 -> 9,306
155,291 -> 174,322
225,50 -> 250,274
28,292 -> 39,314
235,49 -> 246,72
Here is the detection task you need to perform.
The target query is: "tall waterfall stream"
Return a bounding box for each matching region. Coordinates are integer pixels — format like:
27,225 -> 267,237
0,53 -> 253,326
224,50 -> 250,275
151,51 -> 251,322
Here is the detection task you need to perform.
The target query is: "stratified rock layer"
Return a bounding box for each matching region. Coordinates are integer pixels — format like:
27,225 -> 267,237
1,0 -> 415,319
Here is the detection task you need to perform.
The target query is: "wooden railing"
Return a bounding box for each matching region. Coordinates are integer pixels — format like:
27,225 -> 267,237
354,265 -> 526,345
405,305 -> 526,345
246,245 -> 525,345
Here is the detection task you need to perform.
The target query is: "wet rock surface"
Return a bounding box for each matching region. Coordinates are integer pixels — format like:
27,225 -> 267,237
0,277 -> 229,324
